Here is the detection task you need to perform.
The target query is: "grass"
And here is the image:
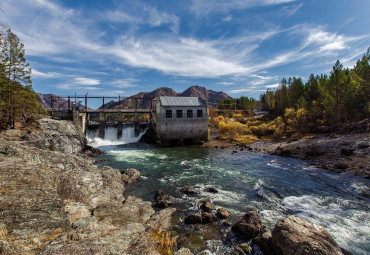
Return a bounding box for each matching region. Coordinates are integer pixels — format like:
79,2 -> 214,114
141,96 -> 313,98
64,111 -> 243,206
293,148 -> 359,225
0,223 -> 8,240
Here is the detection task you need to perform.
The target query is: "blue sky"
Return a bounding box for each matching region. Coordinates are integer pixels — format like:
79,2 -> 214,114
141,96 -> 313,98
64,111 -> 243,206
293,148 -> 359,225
2,0 -> 369,107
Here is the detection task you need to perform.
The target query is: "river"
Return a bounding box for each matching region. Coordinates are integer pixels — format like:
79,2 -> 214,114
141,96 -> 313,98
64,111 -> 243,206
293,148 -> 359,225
87,126 -> 370,255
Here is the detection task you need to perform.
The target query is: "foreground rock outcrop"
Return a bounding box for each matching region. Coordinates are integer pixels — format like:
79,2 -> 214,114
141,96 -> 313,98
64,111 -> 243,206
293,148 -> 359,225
0,118 -> 175,254
271,216 -> 343,255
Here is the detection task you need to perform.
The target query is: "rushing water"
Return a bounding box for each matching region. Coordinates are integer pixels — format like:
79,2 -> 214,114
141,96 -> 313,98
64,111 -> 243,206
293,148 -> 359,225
87,127 -> 370,255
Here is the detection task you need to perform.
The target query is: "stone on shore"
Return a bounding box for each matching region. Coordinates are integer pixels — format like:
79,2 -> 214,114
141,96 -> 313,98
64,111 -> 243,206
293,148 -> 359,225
271,216 -> 343,255
201,212 -> 217,223
121,168 -> 141,184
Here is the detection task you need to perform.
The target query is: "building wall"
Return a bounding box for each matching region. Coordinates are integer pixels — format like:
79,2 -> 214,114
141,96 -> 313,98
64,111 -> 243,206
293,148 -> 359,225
154,104 -> 208,145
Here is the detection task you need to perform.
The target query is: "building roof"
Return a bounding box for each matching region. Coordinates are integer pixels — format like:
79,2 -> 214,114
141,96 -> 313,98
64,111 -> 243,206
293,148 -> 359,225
159,96 -> 206,107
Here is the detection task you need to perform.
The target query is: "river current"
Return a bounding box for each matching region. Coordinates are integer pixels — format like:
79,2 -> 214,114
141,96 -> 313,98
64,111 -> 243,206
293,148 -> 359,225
87,127 -> 370,255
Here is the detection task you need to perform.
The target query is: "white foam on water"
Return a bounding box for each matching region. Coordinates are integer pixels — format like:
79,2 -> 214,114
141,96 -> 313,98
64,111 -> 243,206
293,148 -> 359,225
282,195 -> 370,254
108,149 -> 168,163
86,126 -> 147,148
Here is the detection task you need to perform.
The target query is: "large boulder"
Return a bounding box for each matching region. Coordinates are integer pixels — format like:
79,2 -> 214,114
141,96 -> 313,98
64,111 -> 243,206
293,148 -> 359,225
121,168 -> 141,184
232,210 -> 263,240
271,216 -> 343,255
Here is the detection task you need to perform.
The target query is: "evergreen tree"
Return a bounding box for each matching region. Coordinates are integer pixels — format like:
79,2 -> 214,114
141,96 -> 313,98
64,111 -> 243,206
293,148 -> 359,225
0,28 -> 44,129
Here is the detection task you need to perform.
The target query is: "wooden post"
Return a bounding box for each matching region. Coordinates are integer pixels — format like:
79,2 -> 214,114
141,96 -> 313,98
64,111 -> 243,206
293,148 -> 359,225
99,112 -> 106,139
68,96 -> 71,111
102,97 -> 105,110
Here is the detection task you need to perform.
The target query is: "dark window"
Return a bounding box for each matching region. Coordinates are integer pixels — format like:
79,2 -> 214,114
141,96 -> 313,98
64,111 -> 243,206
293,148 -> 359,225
187,110 -> 193,118
176,110 -> 183,118
197,109 -> 203,118
166,110 -> 172,118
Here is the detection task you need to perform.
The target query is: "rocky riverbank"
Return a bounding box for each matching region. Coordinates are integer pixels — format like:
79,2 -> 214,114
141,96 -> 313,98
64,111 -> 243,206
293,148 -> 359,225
0,118 -> 175,254
205,130 -> 370,178
0,118 -> 361,254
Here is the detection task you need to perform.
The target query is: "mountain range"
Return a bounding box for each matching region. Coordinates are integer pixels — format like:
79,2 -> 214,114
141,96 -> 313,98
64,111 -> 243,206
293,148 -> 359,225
37,86 -> 231,110
101,86 -> 230,109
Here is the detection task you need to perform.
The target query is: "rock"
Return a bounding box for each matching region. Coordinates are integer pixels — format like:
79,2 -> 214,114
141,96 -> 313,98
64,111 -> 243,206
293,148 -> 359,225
341,148 -> 354,156
121,168 -> 141,184
201,212 -> 217,223
357,142 -> 369,149
334,163 -> 349,170
217,208 -> 231,219
305,146 -> 325,157
253,227 -> 273,255
205,187 -> 218,193
174,248 -> 193,255
181,186 -> 200,196
198,249 -> 213,255
83,145 -> 101,156
154,190 -> 172,208
146,208 -> 176,232
238,243 -> 249,253
200,201 -> 216,213
340,247 -> 353,255
271,216 -> 343,255
184,214 -> 202,224
222,221 -> 232,227
232,210 -> 262,240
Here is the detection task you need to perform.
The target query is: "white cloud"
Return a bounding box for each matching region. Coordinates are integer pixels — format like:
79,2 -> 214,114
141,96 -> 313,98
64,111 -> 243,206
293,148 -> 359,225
109,78 -> 140,88
282,3 -> 303,16
217,82 -> 234,86
191,0 -> 296,15
265,83 -> 280,88
32,69 -> 62,78
74,78 -> 100,85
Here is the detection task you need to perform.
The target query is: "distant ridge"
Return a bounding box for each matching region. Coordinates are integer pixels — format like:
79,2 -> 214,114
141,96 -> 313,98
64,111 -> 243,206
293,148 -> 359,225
101,85 -> 231,109
37,86 -> 231,110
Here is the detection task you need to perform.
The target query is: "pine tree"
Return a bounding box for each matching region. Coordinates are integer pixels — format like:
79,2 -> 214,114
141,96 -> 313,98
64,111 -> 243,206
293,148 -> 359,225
1,29 -> 32,128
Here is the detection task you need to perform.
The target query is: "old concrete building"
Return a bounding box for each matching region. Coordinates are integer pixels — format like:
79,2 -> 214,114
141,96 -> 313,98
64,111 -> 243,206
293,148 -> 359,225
153,96 -> 208,146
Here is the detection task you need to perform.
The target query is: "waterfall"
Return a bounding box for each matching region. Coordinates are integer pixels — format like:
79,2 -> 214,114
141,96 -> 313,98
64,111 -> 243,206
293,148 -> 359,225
86,125 -> 147,148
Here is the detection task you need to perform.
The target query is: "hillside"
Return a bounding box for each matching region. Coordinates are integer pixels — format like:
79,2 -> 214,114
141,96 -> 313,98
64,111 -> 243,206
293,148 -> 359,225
101,86 -> 230,109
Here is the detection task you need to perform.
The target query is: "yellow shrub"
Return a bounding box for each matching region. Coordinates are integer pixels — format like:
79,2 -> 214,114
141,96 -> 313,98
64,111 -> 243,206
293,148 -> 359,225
151,228 -> 177,255
232,113 -> 243,119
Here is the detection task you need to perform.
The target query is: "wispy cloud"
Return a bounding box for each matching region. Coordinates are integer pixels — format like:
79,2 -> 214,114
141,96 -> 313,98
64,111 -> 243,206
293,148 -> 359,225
109,78 -> 140,88
282,3 -> 303,16
217,81 -> 234,86
191,0 -> 296,15
74,77 -> 100,86
31,69 -> 63,78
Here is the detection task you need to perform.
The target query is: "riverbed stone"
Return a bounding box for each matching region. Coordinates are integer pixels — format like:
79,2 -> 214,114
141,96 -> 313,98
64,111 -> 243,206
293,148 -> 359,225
174,248 -> 193,255
184,214 -> 202,224
201,212 -> 217,223
154,190 -> 172,208
232,210 -> 263,240
121,168 -> 141,184
217,208 -> 231,219
271,216 -> 343,255
181,186 -> 200,196
205,187 -> 219,193
200,201 -> 216,213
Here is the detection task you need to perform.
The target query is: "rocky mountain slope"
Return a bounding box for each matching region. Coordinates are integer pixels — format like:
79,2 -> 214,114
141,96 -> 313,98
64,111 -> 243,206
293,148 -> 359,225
37,93 -> 84,110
